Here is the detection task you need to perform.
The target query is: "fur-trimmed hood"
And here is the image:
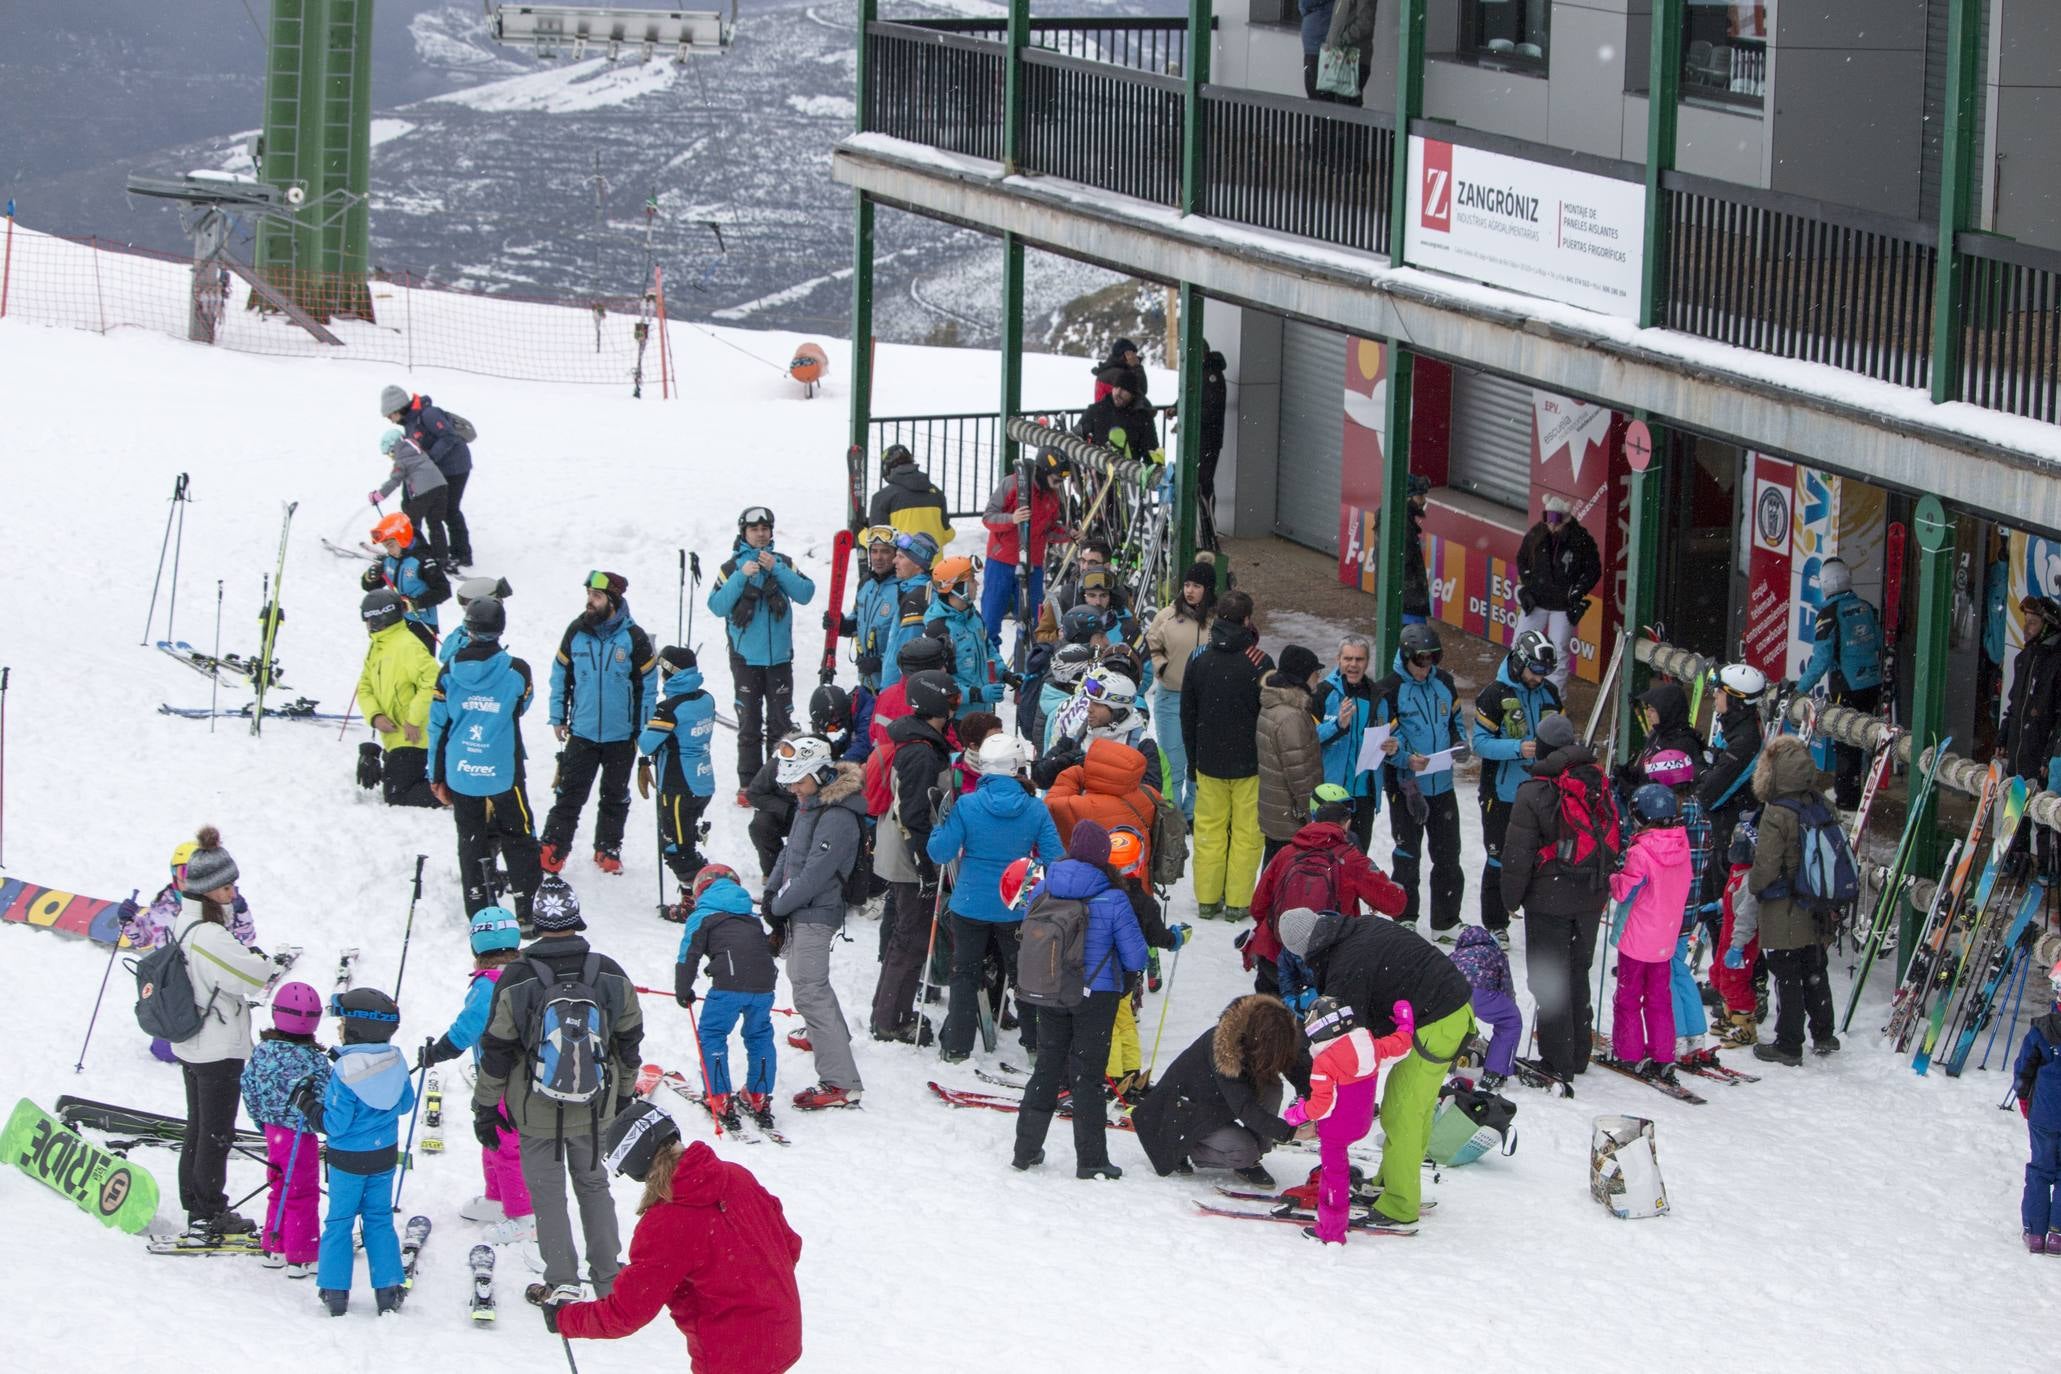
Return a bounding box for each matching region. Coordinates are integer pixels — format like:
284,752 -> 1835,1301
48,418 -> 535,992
1753,735 -> 1819,803
1210,994 -> 1300,1082
817,759 -> 865,808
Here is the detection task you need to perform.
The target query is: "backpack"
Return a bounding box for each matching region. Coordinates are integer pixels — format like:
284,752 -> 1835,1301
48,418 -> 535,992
1272,845 -> 1341,922
1427,1080 -> 1518,1166
1122,788 -> 1190,886
1535,764 -> 1622,888
865,739 -> 897,817
1763,795 -> 1860,910
1016,890 -> 1116,1011
131,922 -> 213,1044
519,954 -> 616,1108
444,409 -> 479,443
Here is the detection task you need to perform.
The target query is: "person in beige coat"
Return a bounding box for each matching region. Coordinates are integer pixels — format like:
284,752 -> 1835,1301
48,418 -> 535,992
1145,562 -> 1215,818
1257,644 -> 1327,865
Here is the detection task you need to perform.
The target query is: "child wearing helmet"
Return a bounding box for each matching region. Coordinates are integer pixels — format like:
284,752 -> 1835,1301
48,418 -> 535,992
1099,825 -> 1191,1102
360,510 -> 452,650
304,987 -> 416,1316
925,557 -> 1007,716
371,424 -> 450,567
1605,785 -> 1693,1083
1645,749 -> 1714,1062
1711,821 -> 1764,1049
239,983 -> 331,1277
1283,995 -> 1416,1244
415,907 -> 533,1243
674,866 -> 782,1133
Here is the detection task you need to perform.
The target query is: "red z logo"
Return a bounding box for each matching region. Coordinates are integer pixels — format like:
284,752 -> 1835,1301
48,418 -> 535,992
1420,140 -> 1454,232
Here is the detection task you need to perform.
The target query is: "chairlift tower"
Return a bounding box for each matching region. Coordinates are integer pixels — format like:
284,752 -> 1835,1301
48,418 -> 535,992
125,173 -> 341,346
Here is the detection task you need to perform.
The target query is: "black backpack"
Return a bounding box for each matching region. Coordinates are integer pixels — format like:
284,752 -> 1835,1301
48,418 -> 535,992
1016,891 -> 1116,1010
131,922 -> 212,1043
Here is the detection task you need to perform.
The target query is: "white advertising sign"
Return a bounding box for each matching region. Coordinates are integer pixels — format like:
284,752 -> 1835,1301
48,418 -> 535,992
1405,134 -> 1647,320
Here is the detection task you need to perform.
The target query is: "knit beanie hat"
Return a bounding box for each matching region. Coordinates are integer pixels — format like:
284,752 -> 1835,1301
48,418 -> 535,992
660,644 -> 698,674
379,384 -> 411,416
1182,561 -> 1216,592
1276,907 -> 1321,958
531,875 -> 585,932
180,826 -> 239,895
1066,818 -> 1112,866
1278,643 -> 1322,685
1535,713 -> 1578,751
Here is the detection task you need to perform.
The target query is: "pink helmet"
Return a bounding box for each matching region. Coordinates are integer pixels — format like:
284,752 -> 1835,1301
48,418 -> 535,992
1644,749 -> 1696,788
272,981 -> 323,1035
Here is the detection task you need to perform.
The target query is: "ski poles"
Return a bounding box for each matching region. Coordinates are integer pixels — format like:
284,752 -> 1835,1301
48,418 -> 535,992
392,1061 -> 430,1211
74,889 -> 140,1072
209,580 -> 224,734
141,472 -> 191,646
391,855 -> 428,1005
682,998 -> 723,1138
270,1091 -> 311,1251
912,866 -> 954,1046
686,552 -> 702,648
1145,943 -> 1182,1081
677,548 -> 686,642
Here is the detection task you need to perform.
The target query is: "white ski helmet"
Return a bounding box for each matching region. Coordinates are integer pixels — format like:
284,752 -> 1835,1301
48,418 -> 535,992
1512,629 -> 1558,676
1047,643 -> 1099,687
773,734 -> 837,788
973,733 -> 1033,777
1717,662 -> 1768,703
1818,557 -> 1852,598
1082,665 -> 1138,709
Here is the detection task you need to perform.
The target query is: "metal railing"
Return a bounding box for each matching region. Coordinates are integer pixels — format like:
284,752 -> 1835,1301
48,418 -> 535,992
1663,171 -> 1939,392
899,16 -> 1192,75
1020,48 -> 1184,207
865,405 -> 1176,520
1959,233 -> 2061,425
1201,85 -> 1395,256
864,22 -> 1006,160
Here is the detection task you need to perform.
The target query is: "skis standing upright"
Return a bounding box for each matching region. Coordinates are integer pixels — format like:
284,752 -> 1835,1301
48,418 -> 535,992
250,502 -> 297,736
1880,521 -> 1906,729
819,528 -> 855,685
1913,774 -> 2025,1072
1840,733 -> 1946,1030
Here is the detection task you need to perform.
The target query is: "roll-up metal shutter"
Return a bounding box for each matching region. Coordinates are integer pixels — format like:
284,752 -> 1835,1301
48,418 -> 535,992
1273,319 -> 1349,553
1448,367 -> 1533,511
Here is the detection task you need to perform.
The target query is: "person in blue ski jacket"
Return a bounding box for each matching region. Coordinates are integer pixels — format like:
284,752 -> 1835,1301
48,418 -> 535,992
1472,630 -> 1565,938
361,511 -> 452,653
429,596 -> 544,926
927,734 -> 1067,1061
925,558 -> 1009,718
708,506 -> 816,793
296,987 -> 415,1317
1374,624 -> 1467,935
1792,556 -> 1884,808
543,571 -> 659,875
439,575 -> 513,664
837,527 -> 899,693
634,644 -> 718,896
880,532 -> 939,689
2013,989 -> 2061,1251
382,384 -> 475,568
1312,635 -> 1381,849
673,865 -> 781,1131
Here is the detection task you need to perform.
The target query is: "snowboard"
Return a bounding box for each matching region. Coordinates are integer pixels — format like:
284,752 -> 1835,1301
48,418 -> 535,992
422,1073 -> 445,1154
400,1213 -> 432,1290
0,875 -> 131,945
3,1097 -> 161,1234
469,1243 -> 496,1324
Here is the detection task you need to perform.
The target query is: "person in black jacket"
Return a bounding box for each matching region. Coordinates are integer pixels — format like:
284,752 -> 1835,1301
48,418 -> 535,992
1618,681 -> 1705,796
1513,494 -> 1602,691
1402,474 -> 1432,622
1180,591 -> 1276,921
744,750 -> 796,879
1699,662 -> 1766,916
2003,596 -> 2061,786
1198,347 -> 1227,551
1077,367 -> 1162,462
868,671 -> 960,1041
673,865 -> 781,1133
1132,994 -> 1311,1182
382,384 -> 475,569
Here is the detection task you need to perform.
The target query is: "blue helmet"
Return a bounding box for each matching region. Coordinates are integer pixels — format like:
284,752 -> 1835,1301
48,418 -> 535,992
469,905 -> 523,955
379,426 -> 404,455
1630,783 -> 1680,826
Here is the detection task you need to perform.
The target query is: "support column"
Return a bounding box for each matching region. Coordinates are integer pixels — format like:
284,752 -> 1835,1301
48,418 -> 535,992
1901,496 -> 1955,972
1615,430 -> 1666,768
849,194 -> 875,467
1373,346 -> 1415,670
1639,0 -> 1682,329
1000,232 -> 1025,473
1180,0 -> 1212,216
1387,0 -> 1426,261
1929,0 -> 1981,405
1175,283 -> 1206,578
1004,0 -> 1029,173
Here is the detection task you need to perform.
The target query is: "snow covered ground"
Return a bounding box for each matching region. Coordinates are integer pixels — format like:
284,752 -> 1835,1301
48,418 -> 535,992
1,304 -> 2055,1371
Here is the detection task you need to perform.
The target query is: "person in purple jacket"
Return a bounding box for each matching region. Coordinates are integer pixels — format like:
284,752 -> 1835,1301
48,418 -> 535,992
1451,925 -> 1520,1091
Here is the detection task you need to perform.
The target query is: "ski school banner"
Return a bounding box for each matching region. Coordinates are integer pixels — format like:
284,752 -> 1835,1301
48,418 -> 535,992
0,878 -> 129,945
1405,135 -> 1647,320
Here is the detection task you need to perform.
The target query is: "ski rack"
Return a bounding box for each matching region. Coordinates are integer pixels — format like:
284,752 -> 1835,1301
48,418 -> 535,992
486,2 -> 737,62
1004,417 -> 1171,623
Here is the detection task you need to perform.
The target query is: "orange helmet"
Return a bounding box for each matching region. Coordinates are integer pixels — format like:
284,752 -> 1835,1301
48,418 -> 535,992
932,556 -> 979,596
371,512 -> 414,547
999,857 -> 1044,910
1108,826 -> 1145,877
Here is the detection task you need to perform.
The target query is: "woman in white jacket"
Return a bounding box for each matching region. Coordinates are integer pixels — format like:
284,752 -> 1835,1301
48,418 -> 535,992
169,827 -> 274,1239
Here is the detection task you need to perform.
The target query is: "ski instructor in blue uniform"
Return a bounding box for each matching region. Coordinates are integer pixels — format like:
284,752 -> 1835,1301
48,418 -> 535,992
1792,556 -> 1883,809
709,506 -> 816,803
429,595 -> 544,931
543,571 -> 659,877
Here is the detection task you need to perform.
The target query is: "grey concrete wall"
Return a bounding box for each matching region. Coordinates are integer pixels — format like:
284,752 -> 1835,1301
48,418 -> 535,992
1769,0 -> 1929,217
1228,307 -> 1282,538
1548,0 -> 1634,158
1988,0 -> 2061,249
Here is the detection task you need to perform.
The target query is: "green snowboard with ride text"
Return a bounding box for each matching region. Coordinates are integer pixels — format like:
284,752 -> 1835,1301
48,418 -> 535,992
3,1097 -> 161,1234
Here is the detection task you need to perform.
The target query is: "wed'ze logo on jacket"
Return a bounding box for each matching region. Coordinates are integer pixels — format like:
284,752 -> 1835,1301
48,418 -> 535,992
1420,139 -> 1454,233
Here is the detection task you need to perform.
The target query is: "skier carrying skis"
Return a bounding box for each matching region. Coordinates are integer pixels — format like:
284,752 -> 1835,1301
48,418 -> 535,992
675,865 -> 781,1133
428,596 -> 543,927
293,986 -> 416,1317
1606,784 -> 1692,1084
708,506 -> 815,800
544,570 -> 660,876
355,588 -> 444,809
239,982 -> 329,1277
2011,967 -> 2061,1254
639,644 -> 718,901
1284,995 -> 1414,1244
1792,556 -> 1884,809
360,511 -> 450,654
371,426 -> 450,569
381,384 -> 474,570
415,908 -> 534,1245
543,1101 -> 803,1373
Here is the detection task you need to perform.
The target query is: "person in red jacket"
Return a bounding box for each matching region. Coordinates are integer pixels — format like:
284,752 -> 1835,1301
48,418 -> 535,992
1246,787 -> 1406,994
547,1101 -> 802,1374
979,447 -> 1072,648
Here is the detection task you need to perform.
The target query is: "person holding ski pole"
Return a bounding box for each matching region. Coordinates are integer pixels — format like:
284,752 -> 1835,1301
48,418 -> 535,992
371,427 -> 450,569
239,982 -> 330,1277
360,512 -> 450,654
639,644 -> 719,904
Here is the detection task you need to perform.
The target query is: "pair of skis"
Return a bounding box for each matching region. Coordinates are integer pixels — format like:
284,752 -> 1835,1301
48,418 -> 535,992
156,640 -> 285,688
159,698 -> 343,722
638,1064 -> 790,1145
925,1080 -> 1138,1132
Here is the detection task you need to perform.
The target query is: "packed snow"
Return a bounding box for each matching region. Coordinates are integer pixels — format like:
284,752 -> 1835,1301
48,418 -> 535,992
0,299 -> 2055,1371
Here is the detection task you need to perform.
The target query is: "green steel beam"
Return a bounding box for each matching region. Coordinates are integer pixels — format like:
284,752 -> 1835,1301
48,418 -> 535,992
1639,0 -> 1682,329
1175,283 -> 1206,579
1000,232 -> 1025,475
1901,498 -> 1955,972
1005,0 -> 1029,173
850,193 -> 876,465
1929,0 -> 1982,404
1387,0 -> 1426,262
855,0 -> 876,134
1180,0 -> 1212,216
1616,432 -> 1666,768
1374,345 -> 1414,670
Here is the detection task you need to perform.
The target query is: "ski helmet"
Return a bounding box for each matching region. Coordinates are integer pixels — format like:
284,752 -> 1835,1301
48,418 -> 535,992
932,556 -> 979,600
463,595 -> 505,641
691,864 -> 740,903
659,644 -> 697,675
1717,662 -> 1768,703
1818,557 -> 1852,598
774,734 -> 838,788
469,906 -> 523,955
1512,629 -> 1558,677
1107,826 -> 1145,877
999,857 -> 1044,910
169,839 -> 199,883
810,684 -> 853,735
1400,623 -> 1443,661
904,669 -> 961,720
361,588 -> 406,634
370,512 -> 414,548
601,1099 -> 682,1182
1047,642 -> 1099,687
893,531 -> 939,571
738,505 -> 775,534
1311,781 -> 1354,823
1303,995 -> 1356,1044
455,575 -> 513,606
1033,447 -> 1072,485
379,427 -> 404,456
881,443 -> 915,471
896,632 -> 948,676
973,733 -> 1032,777
1061,605 -> 1114,645
271,981 -> 323,1036
1082,665 -> 1137,710
1643,749 -> 1696,790
332,987 -> 401,1043
1629,783 -> 1680,826
1727,815 -> 1758,867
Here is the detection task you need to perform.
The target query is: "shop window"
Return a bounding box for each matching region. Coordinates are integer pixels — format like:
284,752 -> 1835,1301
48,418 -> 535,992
1628,2 -> 1767,113
1248,0 -> 1296,25
1458,0 -> 1549,73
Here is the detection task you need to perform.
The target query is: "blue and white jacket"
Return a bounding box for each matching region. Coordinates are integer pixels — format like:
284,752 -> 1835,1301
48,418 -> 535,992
707,541 -> 815,668
638,665 -> 717,798
550,602 -> 659,744
320,1042 -> 416,1174
1373,652 -> 1465,802
430,642 -> 533,796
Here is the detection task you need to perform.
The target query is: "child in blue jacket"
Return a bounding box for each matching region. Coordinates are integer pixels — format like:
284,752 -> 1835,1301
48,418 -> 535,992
297,986 -> 416,1316
638,644 -> 719,896
674,865 -> 781,1133
2013,978 -> 2061,1253
416,907 -> 532,1243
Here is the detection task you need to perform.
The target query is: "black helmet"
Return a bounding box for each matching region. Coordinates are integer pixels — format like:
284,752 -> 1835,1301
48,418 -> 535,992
601,1099 -> 682,1182
1399,623 -> 1442,660
463,595 -> 505,641
332,987 -> 400,1043
1034,447 -> 1072,484
456,575 -> 513,605
659,644 -> 697,675
896,634 -> 948,674
881,443 -> 915,471
810,683 -> 852,734
905,669 -> 961,720
1406,473 -> 1431,498
1061,605 -> 1114,645
737,505 -> 775,533
360,588 -> 405,634
1303,995 -> 1356,1045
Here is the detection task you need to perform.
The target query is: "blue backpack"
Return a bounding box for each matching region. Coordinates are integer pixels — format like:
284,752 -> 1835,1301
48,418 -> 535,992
1764,796 -> 1860,910
519,954 -> 616,1108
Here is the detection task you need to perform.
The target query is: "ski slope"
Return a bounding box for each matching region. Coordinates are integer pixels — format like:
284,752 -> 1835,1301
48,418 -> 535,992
0,304 -> 2054,1371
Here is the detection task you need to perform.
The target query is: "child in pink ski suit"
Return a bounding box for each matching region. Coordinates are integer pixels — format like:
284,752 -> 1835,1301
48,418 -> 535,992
239,982 -> 330,1274
416,907 -> 532,1240
1608,785 -> 1693,1082
1284,995 -> 1414,1243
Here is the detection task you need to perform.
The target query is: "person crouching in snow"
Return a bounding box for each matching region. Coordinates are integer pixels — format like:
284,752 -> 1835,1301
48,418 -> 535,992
1450,926 -> 1519,1091
543,1100 -> 803,1373
2013,969 -> 2061,1254
1606,784 -> 1692,1083
1283,995 -> 1413,1244
239,982 -> 330,1277
674,865 -> 781,1134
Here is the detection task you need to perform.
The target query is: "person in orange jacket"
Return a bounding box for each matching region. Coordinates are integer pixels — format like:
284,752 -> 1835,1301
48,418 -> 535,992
1045,738 -> 1165,871
545,1101 -> 802,1374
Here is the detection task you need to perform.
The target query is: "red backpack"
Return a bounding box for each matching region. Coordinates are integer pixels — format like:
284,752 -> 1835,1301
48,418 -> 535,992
1533,764 -> 1622,888
1272,846 -> 1341,923
864,743 -> 896,817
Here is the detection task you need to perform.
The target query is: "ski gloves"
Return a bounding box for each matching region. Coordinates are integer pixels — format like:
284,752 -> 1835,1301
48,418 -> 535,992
472,1105 -> 502,1149
1723,948 -> 1746,970
289,1080 -> 326,1134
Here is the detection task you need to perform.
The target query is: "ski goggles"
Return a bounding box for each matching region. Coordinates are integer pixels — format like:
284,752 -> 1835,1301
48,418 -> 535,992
584,570 -> 614,591
330,998 -> 400,1023
860,525 -> 897,548
1407,648 -> 1443,667
893,532 -> 936,557
739,506 -> 775,528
